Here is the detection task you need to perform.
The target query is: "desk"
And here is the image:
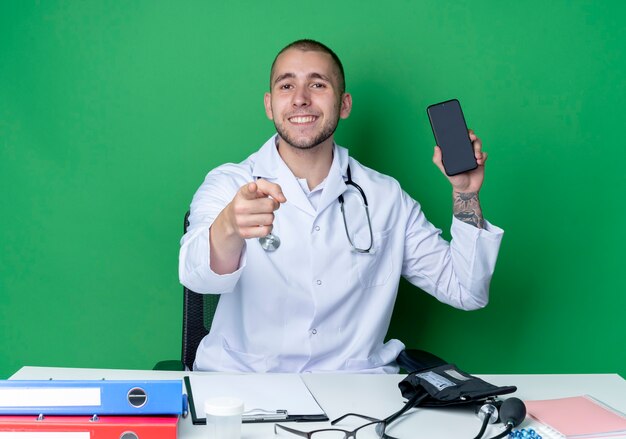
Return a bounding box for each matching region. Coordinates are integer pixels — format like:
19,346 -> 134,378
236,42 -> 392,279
9,366 -> 626,439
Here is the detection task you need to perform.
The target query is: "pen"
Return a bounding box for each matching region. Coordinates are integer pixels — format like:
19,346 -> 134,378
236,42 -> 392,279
243,409 -> 288,421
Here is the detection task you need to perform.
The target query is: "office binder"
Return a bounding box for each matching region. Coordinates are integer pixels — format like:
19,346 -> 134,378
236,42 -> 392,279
0,415 -> 178,438
0,380 -> 186,416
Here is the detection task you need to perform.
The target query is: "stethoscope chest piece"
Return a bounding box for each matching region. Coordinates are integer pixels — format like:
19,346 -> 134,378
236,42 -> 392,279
258,233 -> 281,252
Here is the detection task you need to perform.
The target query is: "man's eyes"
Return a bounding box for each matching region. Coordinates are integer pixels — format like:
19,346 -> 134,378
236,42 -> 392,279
277,82 -> 327,90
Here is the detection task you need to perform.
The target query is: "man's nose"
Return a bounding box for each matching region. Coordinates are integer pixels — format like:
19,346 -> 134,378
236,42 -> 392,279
292,86 -> 310,107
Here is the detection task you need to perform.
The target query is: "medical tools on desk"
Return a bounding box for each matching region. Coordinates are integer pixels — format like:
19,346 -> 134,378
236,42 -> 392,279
397,361 -> 525,439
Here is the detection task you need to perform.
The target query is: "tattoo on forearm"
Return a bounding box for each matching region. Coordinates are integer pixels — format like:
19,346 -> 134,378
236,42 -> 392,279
453,191 -> 484,229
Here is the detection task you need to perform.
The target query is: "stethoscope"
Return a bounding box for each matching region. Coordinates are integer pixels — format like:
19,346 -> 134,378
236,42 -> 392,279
258,165 -> 374,253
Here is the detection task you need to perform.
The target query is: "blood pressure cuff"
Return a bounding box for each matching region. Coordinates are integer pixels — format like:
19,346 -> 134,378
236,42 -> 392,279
399,364 -> 517,408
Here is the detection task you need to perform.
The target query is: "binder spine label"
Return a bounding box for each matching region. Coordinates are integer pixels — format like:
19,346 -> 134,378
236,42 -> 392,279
0,388 -> 101,407
0,434 -> 90,438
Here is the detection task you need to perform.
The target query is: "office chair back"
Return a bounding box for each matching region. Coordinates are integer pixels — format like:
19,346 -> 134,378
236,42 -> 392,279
181,211 -> 220,370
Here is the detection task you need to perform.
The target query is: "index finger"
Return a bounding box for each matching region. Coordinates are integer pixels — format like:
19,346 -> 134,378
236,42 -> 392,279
255,179 -> 287,203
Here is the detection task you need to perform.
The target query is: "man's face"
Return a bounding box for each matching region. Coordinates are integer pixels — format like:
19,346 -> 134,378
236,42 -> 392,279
264,48 -> 351,150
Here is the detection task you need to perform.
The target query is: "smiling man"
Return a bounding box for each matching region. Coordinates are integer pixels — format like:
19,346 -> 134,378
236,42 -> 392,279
179,39 -> 503,373
266,45 -> 350,152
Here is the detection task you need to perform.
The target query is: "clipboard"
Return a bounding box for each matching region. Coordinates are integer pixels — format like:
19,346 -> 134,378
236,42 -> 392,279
184,374 -> 328,424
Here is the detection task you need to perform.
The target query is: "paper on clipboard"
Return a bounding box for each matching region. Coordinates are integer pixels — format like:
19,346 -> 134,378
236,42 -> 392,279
185,374 -> 327,424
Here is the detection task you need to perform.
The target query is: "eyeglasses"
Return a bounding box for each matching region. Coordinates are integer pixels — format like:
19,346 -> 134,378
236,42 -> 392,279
274,413 -> 399,439
275,389 -> 425,439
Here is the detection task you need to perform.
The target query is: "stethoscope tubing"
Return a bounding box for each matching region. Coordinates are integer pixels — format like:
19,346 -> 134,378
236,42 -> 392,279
259,164 -> 374,253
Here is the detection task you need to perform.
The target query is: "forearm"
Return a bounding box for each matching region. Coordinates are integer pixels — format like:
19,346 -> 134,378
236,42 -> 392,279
453,191 -> 484,229
179,218 -> 245,294
402,200 -> 503,311
209,209 -> 246,275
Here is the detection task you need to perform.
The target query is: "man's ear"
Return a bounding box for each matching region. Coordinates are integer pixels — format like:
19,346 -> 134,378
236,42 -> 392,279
340,93 -> 352,119
264,92 -> 274,120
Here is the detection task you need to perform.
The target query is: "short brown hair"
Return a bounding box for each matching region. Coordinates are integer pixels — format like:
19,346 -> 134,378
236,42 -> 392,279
270,39 -> 346,93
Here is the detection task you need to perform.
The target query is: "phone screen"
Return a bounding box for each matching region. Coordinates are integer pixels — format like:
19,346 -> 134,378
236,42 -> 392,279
427,99 -> 477,176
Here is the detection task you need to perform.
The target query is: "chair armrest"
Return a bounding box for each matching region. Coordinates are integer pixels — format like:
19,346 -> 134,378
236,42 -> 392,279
396,349 -> 447,373
153,360 -> 184,371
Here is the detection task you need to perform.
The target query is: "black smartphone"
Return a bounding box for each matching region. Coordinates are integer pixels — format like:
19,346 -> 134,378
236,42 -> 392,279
427,99 -> 477,176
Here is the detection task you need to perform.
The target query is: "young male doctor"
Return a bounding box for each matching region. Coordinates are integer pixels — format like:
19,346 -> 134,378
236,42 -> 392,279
179,39 -> 503,373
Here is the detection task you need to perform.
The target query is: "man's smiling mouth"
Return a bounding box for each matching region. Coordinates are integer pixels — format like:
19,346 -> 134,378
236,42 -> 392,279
288,115 -> 318,124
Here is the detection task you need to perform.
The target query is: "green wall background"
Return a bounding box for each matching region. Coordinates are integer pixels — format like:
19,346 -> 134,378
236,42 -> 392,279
1,1 -> 624,379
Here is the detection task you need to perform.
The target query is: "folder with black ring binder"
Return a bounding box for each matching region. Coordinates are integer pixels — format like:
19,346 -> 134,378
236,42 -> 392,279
0,380 -> 187,416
